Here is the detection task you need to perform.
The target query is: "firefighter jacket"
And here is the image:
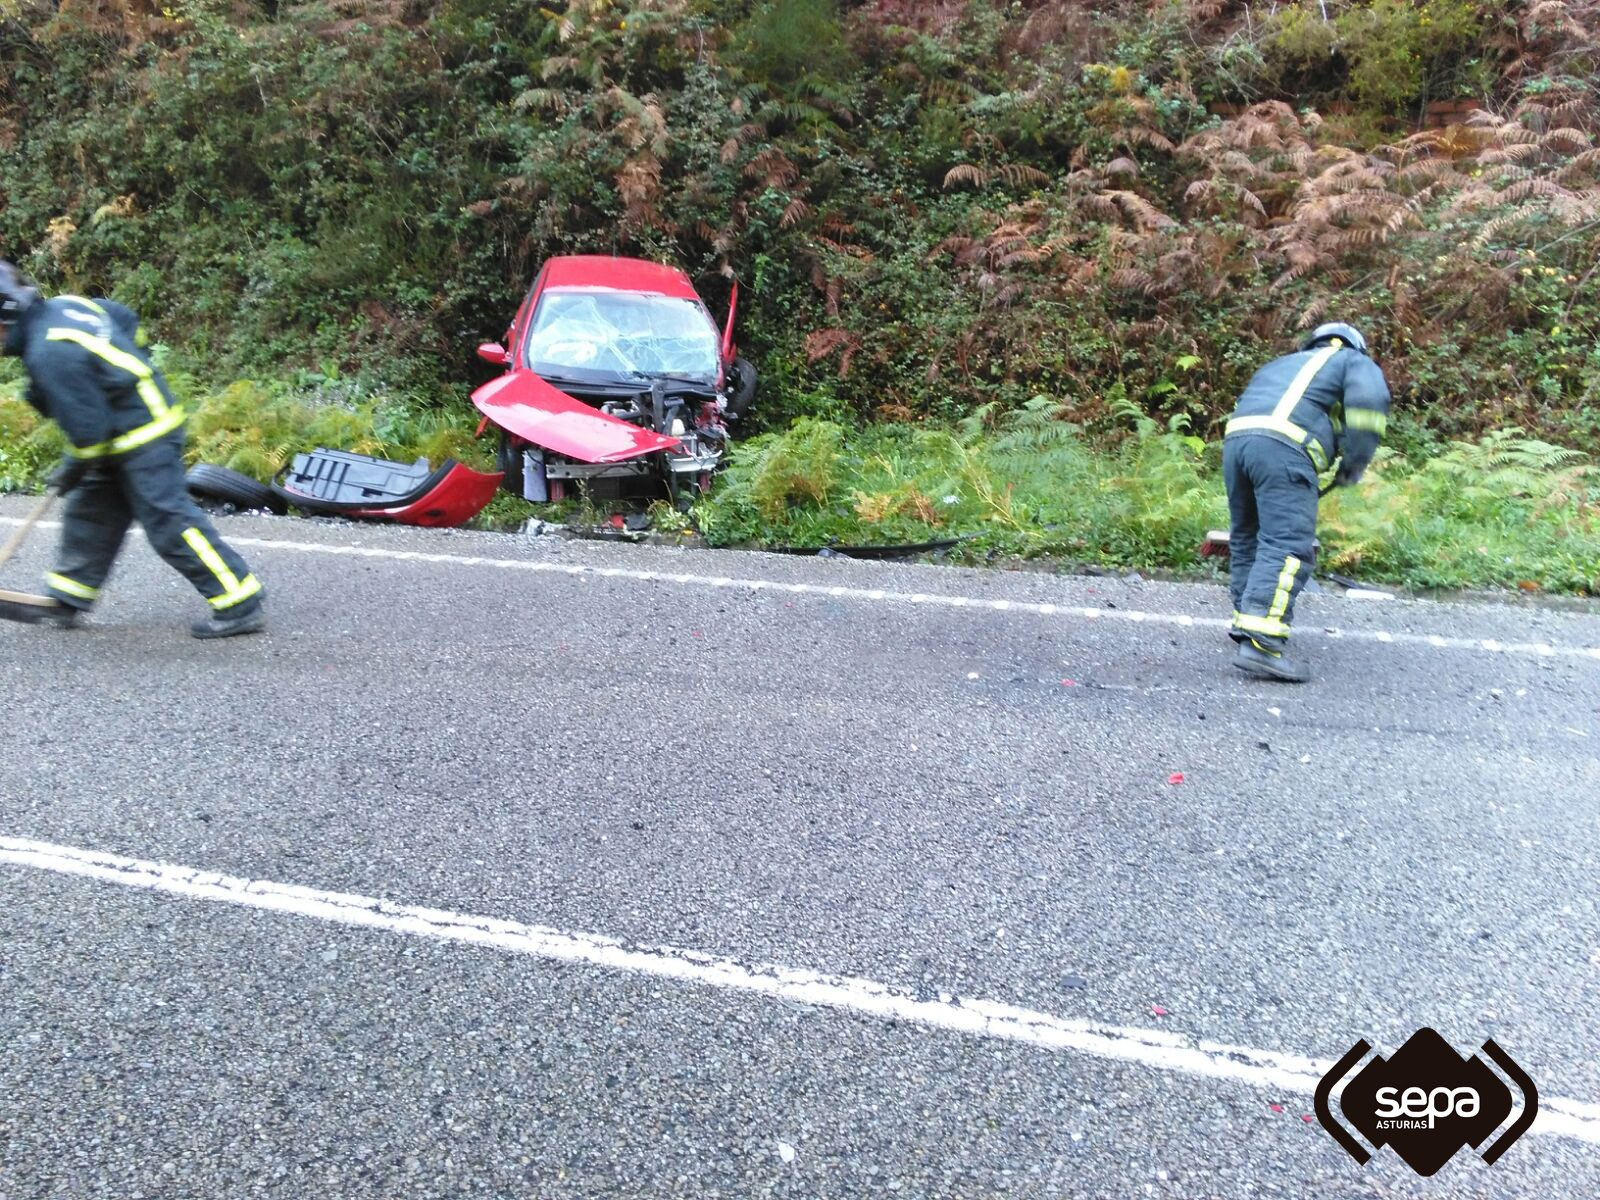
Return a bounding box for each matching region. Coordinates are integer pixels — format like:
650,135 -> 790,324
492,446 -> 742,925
1224,340 -> 1391,479
3,295 -> 184,460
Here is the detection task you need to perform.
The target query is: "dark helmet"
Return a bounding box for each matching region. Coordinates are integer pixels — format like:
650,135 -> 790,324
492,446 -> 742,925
0,261 -> 41,325
1302,322 -> 1368,356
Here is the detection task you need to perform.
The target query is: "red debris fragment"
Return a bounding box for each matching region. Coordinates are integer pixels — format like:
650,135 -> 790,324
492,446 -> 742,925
1302,1114 -> 1315,1123
1151,1005 -> 1169,1016
691,631 -> 704,639
1061,679 -> 1077,687
1168,772 -> 1185,785
1270,1104 -> 1284,1113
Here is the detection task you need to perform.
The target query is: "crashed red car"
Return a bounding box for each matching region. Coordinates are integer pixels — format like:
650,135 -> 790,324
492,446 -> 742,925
472,256 -> 755,502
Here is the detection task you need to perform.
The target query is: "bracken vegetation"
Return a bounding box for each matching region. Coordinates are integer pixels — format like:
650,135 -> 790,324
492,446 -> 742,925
2,0 -> 1598,589
697,407 -> 1599,593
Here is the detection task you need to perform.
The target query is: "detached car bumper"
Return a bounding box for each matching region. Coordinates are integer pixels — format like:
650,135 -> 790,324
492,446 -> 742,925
273,448 -> 503,528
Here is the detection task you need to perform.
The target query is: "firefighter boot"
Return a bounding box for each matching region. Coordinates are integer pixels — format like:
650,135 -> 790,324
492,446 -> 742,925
1233,637 -> 1311,683
45,603 -> 83,629
191,606 -> 266,640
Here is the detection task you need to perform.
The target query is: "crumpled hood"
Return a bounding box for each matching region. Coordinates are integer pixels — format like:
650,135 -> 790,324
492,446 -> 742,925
472,369 -> 682,464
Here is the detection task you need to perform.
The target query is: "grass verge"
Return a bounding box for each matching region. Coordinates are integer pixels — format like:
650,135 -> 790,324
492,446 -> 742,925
694,402 -> 1600,596
4,367 -> 1596,595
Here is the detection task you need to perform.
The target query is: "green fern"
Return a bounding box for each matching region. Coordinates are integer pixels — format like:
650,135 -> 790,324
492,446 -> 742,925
749,418 -> 845,519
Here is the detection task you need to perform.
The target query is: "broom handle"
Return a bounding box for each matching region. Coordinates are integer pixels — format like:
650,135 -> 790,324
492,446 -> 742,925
0,490 -> 57,572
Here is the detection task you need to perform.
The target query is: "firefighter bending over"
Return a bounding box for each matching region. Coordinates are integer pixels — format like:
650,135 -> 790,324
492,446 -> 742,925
1223,322 -> 1390,682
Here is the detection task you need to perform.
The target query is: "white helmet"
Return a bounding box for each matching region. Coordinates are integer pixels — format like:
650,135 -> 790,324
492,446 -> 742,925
1302,322 -> 1367,355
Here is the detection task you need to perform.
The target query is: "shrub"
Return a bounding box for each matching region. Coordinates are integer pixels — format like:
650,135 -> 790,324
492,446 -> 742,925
1264,0 -> 1494,113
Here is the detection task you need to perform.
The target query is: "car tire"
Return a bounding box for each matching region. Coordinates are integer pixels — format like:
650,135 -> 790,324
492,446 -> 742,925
727,356 -> 757,420
497,430 -> 525,497
185,464 -> 286,513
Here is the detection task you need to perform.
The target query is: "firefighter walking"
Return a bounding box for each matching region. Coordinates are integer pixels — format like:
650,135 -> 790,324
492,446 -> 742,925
1223,322 -> 1390,682
1,262 -> 266,638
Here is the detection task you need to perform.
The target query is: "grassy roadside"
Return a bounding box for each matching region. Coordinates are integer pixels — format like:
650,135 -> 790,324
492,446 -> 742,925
3,366 -> 1596,596
693,402 -> 1600,596
0,356 -> 491,494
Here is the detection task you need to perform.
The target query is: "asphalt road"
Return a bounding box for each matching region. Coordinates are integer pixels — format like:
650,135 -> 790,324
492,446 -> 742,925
1,498 -> 1597,1199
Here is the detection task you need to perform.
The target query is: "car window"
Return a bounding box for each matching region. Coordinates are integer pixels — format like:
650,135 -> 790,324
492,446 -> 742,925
525,289 -> 720,379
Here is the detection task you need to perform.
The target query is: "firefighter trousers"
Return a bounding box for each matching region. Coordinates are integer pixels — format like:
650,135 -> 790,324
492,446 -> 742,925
1223,434 -> 1317,650
44,432 -> 264,616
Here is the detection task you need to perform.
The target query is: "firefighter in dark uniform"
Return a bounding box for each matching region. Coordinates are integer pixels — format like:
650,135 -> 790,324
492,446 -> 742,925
1224,322 -> 1389,682
0,262 -> 266,638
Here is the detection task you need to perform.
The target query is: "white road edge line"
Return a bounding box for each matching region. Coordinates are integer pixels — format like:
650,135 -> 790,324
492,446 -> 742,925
3,835 -> 1597,1149
2,517 -> 1597,662
227,535 -> 1600,662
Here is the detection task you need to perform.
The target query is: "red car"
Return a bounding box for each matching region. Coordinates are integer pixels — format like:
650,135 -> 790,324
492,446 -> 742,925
471,256 -> 755,503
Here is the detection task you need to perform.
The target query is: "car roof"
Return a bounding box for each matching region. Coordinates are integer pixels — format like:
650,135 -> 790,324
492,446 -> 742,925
541,256 -> 701,301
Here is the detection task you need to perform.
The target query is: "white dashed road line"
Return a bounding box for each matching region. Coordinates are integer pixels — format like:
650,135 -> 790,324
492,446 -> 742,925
3,517 -> 1598,662
3,835 -> 1598,1149
230,534 -> 1600,662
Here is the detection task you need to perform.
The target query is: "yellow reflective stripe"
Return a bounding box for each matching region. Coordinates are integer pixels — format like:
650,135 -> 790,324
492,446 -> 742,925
182,529 -> 261,610
1233,611 -> 1291,638
210,574 -> 262,611
1345,408 -> 1387,434
1268,556 -> 1301,621
136,376 -> 169,418
110,405 -> 185,453
66,407 -> 186,458
46,572 -> 99,601
1223,416 -> 1331,471
46,328 -> 170,419
183,527 -> 244,594
1271,344 -> 1342,422
1226,415 -> 1308,439
64,406 -> 185,459
57,295 -> 108,316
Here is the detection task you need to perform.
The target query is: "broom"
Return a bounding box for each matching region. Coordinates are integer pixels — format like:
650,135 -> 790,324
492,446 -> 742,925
0,490 -> 65,624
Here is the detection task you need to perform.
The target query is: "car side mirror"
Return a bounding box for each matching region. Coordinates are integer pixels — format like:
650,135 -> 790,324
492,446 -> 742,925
477,342 -> 509,366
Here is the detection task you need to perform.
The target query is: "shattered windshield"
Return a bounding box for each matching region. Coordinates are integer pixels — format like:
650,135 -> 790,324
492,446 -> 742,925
525,289 -> 720,381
